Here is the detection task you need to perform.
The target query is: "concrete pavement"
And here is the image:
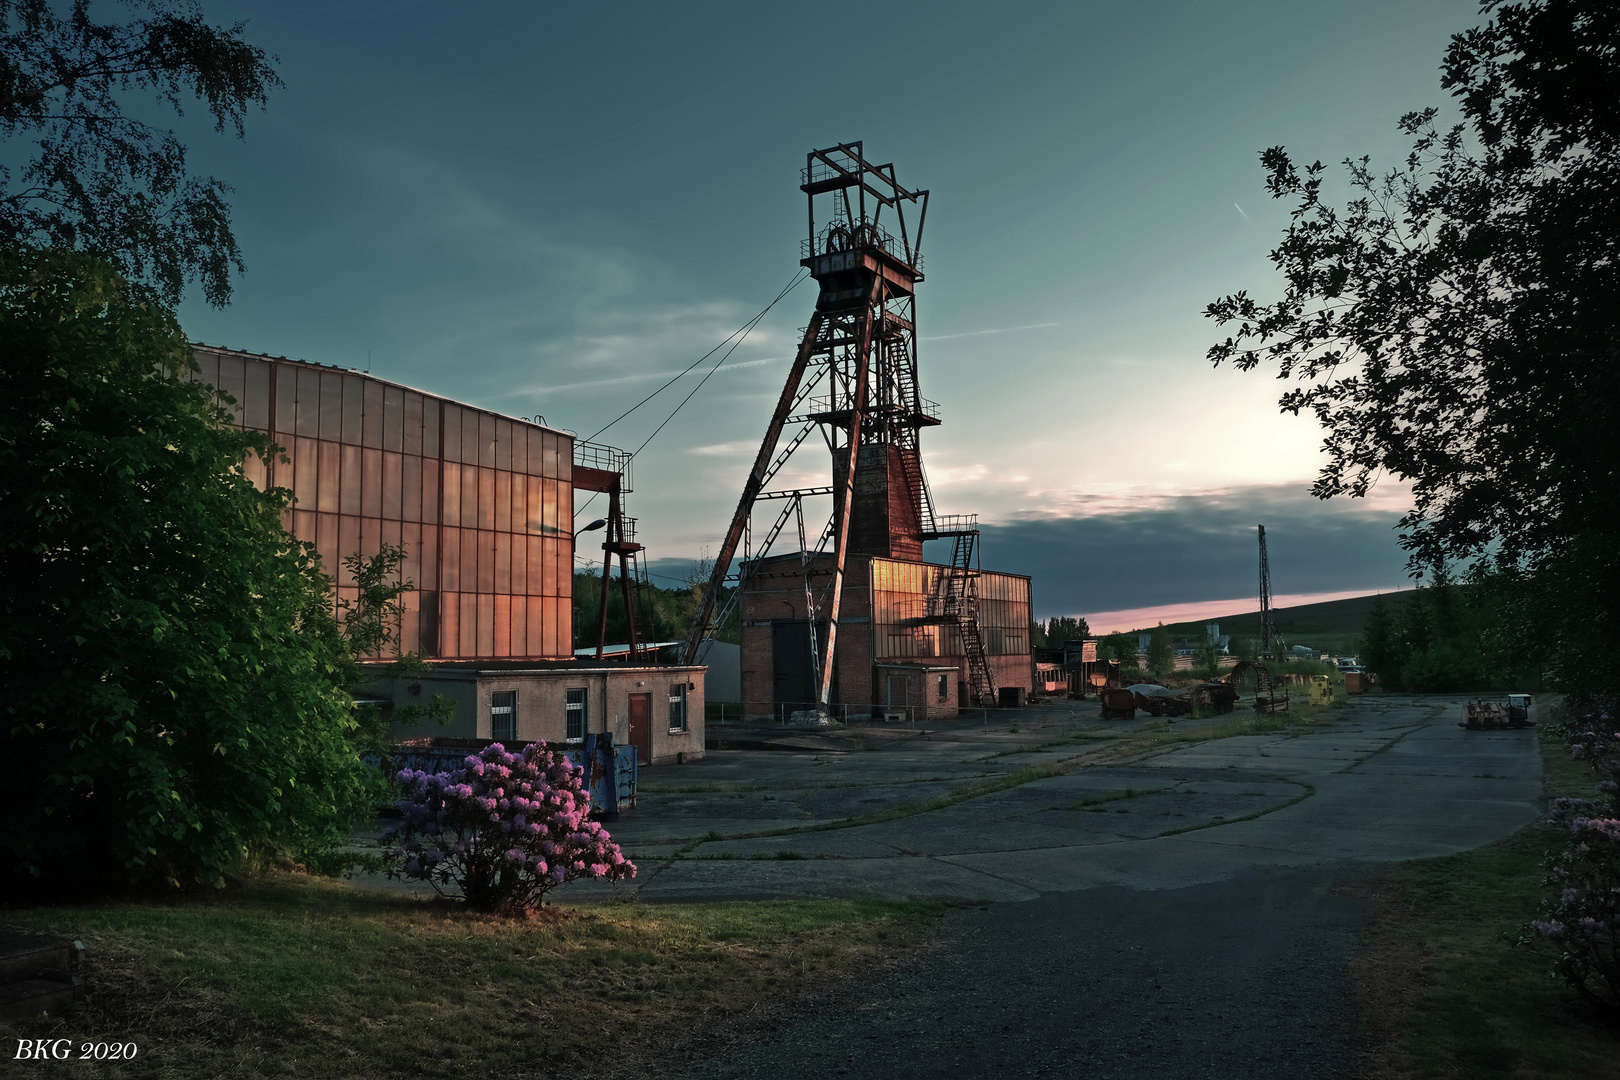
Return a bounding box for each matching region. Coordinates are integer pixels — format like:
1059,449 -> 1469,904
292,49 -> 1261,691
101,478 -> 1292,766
568,695 -> 1543,903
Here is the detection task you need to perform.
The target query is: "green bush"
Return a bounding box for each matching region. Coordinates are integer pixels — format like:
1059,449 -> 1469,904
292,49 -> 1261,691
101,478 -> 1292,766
0,250 -> 379,891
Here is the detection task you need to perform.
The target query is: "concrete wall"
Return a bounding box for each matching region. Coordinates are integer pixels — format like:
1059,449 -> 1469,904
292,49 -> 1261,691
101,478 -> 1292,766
372,664 -> 705,765
695,640 -> 741,702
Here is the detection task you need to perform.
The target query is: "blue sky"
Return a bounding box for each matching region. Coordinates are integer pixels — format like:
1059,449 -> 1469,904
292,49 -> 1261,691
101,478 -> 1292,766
171,0 -> 1484,624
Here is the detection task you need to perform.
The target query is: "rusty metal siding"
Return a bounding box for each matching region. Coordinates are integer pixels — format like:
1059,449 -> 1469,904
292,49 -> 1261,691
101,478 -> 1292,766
191,346 -> 574,661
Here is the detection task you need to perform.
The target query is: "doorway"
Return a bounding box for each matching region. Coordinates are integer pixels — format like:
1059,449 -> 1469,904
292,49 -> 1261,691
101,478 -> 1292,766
773,620 -> 833,715
628,693 -> 651,764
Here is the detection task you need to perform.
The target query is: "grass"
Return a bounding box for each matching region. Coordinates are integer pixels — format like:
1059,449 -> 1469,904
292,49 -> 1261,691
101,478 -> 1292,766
0,874 -> 940,1079
1350,716 -> 1620,1079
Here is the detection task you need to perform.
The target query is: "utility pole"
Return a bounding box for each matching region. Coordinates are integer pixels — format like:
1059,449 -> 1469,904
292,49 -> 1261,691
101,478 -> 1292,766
1258,524 -> 1277,660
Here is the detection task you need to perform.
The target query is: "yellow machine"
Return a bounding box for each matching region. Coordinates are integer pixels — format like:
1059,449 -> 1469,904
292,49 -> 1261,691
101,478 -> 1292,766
1308,675 -> 1335,706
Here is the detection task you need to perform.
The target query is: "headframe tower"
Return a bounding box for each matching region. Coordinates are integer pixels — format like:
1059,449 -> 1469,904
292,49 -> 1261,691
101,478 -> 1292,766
682,142 -> 996,709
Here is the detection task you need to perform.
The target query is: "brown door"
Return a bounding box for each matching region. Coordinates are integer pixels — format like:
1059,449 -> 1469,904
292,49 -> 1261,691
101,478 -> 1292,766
628,693 -> 652,764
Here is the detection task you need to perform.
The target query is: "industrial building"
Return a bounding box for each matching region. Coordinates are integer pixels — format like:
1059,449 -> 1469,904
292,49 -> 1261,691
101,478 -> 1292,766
188,345 -> 704,763
682,143 -> 1034,720
739,552 -> 1031,721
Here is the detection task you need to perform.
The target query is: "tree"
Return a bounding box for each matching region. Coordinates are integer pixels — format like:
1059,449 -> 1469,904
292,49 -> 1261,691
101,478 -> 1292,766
0,0 -> 281,308
0,249 -> 373,891
1205,0 -> 1620,687
1361,596 -> 1403,684
1146,623 -> 1175,677
340,542 -> 456,742
1099,632 -> 1137,667
1042,615 -> 1091,645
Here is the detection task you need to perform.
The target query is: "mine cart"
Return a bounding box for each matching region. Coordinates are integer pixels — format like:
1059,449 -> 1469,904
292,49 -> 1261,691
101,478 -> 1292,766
1099,687 -> 1137,720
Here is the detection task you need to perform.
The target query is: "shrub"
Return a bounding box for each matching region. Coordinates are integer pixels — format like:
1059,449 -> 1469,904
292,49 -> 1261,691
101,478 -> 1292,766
382,742 -> 635,912
1,250 -> 376,892
1522,693 -> 1620,1014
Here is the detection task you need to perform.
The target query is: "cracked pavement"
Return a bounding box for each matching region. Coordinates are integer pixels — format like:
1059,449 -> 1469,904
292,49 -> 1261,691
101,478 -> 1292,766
582,695 -> 1542,903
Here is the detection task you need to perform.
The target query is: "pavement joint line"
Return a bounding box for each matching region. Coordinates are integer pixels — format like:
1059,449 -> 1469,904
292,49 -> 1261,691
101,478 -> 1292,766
1331,709 -> 1439,774
918,853 -> 1046,894
650,711 -> 1378,852
1151,782 -> 1318,838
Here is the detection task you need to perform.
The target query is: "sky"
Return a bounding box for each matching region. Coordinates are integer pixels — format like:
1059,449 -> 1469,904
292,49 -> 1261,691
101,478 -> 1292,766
166,0 -> 1484,627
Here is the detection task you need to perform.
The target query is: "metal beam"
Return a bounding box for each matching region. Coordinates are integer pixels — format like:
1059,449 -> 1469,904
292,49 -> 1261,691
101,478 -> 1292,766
756,486 -> 834,499
680,312 -> 826,665
817,277 -> 879,710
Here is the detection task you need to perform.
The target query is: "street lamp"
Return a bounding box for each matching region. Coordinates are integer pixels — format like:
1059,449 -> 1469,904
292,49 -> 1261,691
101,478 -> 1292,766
571,519 -> 607,651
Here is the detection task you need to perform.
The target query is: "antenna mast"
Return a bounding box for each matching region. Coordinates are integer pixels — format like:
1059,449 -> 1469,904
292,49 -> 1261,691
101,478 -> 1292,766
1258,524 -> 1277,660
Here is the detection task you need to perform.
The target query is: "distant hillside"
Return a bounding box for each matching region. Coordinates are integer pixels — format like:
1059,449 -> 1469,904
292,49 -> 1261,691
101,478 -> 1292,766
1128,591 -> 1415,651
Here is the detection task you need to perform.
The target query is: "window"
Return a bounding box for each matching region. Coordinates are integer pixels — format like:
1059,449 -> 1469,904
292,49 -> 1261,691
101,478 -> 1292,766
565,688 -> 586,742
937,674 -> 949,702
490,690 -> 517,743
668,683 -> 688,732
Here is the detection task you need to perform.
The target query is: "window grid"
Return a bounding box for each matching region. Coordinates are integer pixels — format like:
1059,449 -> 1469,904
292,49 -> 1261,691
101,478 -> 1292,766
668,684 -> 688,732
566,688 -> 587,742
490,690 -> 517,744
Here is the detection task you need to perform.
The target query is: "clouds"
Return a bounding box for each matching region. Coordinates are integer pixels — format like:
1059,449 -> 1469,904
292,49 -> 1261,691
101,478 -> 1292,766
648,481 -> 1413,624
166,0 -> 1479,619
953,482 -> 1413,618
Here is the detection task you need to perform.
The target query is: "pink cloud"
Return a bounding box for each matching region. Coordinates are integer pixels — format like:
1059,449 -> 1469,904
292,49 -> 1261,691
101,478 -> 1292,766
1083,587 -> 1411,635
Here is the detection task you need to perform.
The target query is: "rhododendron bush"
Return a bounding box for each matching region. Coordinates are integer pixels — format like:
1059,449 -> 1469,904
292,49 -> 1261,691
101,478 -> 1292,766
382,742 -> 634,911
1524,693 -> 1620,1014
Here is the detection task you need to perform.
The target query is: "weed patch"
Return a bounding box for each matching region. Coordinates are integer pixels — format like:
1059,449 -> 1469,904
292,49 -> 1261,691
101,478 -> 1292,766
0,874 -> 940,1078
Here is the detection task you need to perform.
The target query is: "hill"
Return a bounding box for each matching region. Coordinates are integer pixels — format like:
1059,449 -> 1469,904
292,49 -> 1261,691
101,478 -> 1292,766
1130,591 -> 1415,654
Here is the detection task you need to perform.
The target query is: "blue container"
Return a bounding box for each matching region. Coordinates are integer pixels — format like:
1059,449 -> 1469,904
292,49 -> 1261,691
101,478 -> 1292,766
373,737 -> 637,817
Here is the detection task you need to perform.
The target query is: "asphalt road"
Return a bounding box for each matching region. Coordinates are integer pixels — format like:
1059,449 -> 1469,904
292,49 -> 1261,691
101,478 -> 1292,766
658,867 -> 1365,1080
587,696 -> 1543,1079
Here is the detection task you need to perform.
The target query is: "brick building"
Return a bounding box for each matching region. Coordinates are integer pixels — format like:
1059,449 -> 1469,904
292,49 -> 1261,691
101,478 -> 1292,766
740,551 -> 1031,722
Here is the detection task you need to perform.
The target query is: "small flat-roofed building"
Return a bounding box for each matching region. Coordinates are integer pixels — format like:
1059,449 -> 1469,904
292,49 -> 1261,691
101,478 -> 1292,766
370,660 -> 705,765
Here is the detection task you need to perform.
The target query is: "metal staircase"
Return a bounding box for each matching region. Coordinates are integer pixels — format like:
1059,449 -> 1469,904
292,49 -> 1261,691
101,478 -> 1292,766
928,517 -> 995,707
886,337 -> 938,536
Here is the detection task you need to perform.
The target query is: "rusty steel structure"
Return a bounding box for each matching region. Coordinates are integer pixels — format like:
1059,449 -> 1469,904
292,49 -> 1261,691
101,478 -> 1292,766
681,142 -> 998,708
573,441 -> 649,661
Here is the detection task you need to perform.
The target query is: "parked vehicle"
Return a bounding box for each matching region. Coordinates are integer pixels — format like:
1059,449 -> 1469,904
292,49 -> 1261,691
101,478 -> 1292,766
1462,696 -> 1535,730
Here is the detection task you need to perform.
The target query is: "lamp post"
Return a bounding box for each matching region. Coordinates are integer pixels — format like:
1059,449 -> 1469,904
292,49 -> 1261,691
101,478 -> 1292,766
571,519 -> 607,649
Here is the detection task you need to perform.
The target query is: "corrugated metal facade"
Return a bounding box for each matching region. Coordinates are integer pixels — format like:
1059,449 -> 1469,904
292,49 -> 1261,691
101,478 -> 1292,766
869,558 -> 1031,660
191,346 -> 574,661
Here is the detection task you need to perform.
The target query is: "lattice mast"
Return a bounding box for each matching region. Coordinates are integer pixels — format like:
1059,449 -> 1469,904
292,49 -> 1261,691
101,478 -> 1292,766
681,143 -> 937,708
1258,524 -> 1277,660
